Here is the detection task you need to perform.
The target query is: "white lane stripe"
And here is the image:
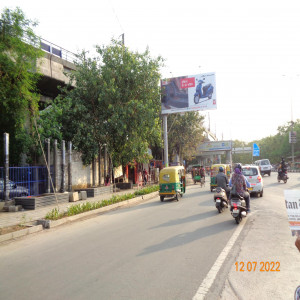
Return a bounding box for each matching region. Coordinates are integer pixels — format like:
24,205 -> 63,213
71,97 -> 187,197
192,218 -> 247,300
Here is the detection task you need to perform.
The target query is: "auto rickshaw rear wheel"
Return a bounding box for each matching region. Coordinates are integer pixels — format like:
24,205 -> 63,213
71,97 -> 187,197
160,196 -> 164,202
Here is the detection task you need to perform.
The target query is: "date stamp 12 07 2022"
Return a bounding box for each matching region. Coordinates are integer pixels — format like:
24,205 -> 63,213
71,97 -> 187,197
235,261 -> 280,272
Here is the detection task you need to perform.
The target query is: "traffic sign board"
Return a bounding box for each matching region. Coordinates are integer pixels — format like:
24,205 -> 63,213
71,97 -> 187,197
289,131 -> 297,144
253,143 -> 260,156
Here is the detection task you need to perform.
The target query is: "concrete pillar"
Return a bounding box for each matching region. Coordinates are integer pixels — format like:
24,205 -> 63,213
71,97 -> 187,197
45,138 -> 51,193
92,158 -> 96,187
226,150 -> 232,166
68,141 -> 72,192
3,133 -> 9,200
54,139 -> 58,192
61,140 -> 65,193
98,145 -> 102,186
104,144 -> 107,179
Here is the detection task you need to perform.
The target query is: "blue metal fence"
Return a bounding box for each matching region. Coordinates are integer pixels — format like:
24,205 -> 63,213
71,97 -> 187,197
0,166 -> 47,199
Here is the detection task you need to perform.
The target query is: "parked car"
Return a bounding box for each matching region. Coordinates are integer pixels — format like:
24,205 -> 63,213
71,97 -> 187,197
0,179 -> 29,199
242,165 -> 264,197
254,159 -> 272,176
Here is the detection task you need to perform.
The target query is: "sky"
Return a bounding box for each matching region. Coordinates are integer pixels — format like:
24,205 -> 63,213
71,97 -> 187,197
2,0 -> 300,143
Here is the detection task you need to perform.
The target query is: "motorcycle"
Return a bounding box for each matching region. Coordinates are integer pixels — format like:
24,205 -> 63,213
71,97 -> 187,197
277,169 -> 288,183
194,79 -> 214,104
230,194 -> 247,224
214,187 -> 229,213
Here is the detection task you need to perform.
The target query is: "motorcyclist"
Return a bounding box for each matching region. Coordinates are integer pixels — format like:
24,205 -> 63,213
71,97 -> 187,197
200,165 -> 205,182
229,163 -> 251,213
278,157 -> 288,179
216,166 -> 230,199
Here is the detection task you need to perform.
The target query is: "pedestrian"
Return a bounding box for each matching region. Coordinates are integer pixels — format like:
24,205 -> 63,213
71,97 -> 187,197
143,169 -> 148,185
200,165 -> 205,182
105,174 -> 110,186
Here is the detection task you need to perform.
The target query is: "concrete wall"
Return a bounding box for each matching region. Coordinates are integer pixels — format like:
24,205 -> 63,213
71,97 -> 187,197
37,53 -> 76,85
42,149 -> 105,192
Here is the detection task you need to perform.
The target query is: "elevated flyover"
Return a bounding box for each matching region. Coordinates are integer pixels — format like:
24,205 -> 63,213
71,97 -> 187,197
36,39 -> 77,106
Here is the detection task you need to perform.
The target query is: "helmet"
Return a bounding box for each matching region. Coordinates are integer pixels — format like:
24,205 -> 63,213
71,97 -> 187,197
235,163 -> 242,170
219,166 -> 224,172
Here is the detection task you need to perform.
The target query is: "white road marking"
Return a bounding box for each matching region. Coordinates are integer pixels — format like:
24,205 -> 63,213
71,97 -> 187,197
192,217 -> 247,300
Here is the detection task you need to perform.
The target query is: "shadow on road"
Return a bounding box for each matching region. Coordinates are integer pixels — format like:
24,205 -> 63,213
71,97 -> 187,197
138,219 -> 235,257
150,210 -> 218,230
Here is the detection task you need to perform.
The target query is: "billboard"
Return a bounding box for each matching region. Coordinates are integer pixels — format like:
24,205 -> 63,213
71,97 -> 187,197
161,72 -> 216,114
284,190 -> 300,233
198,141 -> 232,152
289,131 -> 297,144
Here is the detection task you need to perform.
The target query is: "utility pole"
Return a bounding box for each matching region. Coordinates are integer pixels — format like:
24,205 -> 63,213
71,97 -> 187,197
163,115 -> 169,167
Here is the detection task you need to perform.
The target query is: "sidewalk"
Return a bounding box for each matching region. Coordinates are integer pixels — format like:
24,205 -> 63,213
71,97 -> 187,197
218,187 -> 300,299
0,186 -> 145,229
0,174 -> 195,230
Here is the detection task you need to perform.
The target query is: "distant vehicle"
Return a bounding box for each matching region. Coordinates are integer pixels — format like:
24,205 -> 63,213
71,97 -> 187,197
254,159 -> 272,176
242,165 -> 264,197
0,179 -> 29,199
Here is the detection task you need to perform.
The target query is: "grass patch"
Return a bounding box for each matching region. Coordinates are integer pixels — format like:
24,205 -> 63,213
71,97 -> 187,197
45,185 -> 159,221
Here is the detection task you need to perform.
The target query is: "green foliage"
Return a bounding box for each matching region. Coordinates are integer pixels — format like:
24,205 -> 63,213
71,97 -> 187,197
45,207 -> 65,220
230,120 -> 300,165
168,112 -> 205,162
45,185 -> 159,220
41,40 -> 164,166
134,184 -> 159,196
0,7 -> 43,165
231,140 -> 253,164
255,119 -> 300,164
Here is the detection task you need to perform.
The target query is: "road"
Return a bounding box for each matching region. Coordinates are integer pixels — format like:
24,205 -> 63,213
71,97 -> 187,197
0,173 -> 299,300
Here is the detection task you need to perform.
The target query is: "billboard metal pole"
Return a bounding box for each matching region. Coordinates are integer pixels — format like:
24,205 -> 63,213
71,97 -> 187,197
163,115 -> 169,167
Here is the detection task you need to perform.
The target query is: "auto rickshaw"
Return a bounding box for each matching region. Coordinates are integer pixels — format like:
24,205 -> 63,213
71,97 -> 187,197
210,164 -> 231,192
159,166 -> 186,202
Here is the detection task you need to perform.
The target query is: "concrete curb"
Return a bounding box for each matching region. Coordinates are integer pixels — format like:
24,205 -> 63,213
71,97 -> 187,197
39,191 -> 159,229
0,225 -> 43,243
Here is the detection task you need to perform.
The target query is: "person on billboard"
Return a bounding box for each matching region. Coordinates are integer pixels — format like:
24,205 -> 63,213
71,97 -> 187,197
296,236 -> 300,252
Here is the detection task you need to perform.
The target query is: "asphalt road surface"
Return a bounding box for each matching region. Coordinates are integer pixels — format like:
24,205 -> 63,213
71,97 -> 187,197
0,173 -> 299,300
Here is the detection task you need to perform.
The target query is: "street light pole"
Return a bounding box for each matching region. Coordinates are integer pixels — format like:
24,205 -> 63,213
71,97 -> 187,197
282,74 -> 297,169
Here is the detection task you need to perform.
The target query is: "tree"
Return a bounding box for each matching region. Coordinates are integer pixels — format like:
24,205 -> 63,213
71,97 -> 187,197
42,40 -> 164,166
0,7 -> 43,165
167,111 -> 205,163
257,119 -> 300,164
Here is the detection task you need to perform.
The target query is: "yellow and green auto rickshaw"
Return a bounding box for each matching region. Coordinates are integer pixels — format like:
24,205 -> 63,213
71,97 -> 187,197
210,164 -> 231,192
191,164 -> 202,184
159,166 -> 186,202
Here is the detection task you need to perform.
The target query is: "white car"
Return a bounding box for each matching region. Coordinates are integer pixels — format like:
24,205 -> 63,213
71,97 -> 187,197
242,165 -> 264,197
254,159 -> 272,176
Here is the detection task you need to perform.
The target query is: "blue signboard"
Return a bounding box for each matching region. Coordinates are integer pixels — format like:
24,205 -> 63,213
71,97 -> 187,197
253,143 -> 260,156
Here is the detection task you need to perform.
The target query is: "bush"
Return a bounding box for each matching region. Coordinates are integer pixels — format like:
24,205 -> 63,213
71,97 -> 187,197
45,185 -> 159,220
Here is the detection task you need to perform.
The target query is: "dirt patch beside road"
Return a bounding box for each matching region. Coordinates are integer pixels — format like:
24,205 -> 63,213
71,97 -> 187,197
0,225 -> 27,235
